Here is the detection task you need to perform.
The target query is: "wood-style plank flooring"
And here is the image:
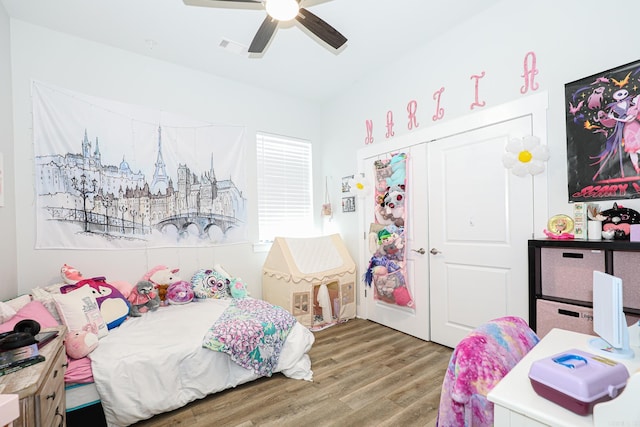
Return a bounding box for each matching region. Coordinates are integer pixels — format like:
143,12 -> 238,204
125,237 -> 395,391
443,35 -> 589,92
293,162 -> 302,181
134,318 -> 452,427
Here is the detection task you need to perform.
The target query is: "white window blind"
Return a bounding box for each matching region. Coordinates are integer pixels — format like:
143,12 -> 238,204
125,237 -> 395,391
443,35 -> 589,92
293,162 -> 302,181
256,132 -> 313,242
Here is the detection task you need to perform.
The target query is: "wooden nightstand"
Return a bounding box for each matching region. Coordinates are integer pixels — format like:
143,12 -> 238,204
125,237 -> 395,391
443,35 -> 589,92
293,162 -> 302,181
0,326 -> 67,427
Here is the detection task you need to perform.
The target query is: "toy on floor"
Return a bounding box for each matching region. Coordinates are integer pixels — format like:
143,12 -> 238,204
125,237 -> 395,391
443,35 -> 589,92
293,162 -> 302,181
127,281 -> 160,317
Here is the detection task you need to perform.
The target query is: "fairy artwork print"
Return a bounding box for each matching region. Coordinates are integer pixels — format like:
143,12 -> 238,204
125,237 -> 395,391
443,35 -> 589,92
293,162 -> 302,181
363,152 -> 414,310
566,60 -> 640,202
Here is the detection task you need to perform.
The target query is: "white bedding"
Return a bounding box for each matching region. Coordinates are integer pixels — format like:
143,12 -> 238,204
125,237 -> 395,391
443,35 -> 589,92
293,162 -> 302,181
89,298 -> 314,427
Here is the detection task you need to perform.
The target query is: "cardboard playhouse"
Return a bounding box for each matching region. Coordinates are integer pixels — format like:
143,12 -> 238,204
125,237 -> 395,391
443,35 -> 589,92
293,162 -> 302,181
262,234 -> 357,330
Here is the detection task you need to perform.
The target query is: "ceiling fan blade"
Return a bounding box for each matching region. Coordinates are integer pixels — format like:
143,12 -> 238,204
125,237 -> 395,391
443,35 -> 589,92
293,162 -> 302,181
249,16 -> 279,53
182,0 -> 263,10
207,0 -> 261,3
295,7 -> 347,50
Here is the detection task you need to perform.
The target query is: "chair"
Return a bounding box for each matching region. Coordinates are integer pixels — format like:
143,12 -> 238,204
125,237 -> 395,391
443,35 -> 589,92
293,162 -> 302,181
436,316 -> 539,427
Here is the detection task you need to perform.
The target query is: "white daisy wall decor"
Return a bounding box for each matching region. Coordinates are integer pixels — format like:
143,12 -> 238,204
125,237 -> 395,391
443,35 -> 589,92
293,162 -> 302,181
348,174 -> 371,198
502,135 -> 549,177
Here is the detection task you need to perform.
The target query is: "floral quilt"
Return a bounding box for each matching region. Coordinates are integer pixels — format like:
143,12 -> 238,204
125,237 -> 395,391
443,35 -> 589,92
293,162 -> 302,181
202,297 -> 297,376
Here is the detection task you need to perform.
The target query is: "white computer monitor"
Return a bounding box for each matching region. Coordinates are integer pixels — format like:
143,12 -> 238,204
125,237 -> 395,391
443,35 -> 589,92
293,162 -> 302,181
589,270 -> 634,359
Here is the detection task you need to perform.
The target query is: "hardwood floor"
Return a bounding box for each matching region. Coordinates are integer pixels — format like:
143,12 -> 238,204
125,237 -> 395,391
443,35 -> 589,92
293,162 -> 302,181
134,318 -> 452,427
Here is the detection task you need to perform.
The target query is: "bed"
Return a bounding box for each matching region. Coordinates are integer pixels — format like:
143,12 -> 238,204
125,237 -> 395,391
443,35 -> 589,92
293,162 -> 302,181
1,289 -> 315,427
89,298 -> 314,426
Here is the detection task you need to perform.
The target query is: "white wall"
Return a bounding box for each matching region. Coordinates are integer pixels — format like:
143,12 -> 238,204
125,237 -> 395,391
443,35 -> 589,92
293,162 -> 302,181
9,20 -> 323,296
0,3 -> 17,300
320,0 -> 640,260
7,0 -> 640,300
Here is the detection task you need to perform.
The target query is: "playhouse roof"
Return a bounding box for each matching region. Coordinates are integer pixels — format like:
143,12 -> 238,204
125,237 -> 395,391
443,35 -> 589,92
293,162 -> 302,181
262,234 -> 356,283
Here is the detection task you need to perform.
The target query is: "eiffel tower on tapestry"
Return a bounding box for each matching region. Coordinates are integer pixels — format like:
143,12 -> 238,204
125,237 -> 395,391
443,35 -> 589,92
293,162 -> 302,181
151,126 -> 170,195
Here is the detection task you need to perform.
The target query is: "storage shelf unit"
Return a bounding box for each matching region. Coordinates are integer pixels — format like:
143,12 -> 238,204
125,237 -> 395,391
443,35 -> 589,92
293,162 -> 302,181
529,239 -> 640,337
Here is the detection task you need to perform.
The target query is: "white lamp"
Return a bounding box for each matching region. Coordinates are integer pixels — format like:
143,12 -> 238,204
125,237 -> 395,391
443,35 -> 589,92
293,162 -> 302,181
265,0 -> 300,21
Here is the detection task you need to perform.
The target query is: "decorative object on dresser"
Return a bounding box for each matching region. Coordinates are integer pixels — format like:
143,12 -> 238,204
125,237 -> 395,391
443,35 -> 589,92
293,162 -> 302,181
0,326 -> 67,427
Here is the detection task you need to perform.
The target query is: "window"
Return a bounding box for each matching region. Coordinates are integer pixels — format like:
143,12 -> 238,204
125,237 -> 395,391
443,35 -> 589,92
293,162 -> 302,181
256,132 -> 313,242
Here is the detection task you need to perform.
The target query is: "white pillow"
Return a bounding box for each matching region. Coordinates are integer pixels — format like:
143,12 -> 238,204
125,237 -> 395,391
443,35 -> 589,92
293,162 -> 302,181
4,294 -> 31,312
0,301 -> 17,323
53,287 -> 108,338
31,286 -> 63,324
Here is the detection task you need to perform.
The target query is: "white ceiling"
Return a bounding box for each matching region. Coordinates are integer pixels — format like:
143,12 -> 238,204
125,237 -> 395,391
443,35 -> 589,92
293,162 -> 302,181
1,0 -> 501,103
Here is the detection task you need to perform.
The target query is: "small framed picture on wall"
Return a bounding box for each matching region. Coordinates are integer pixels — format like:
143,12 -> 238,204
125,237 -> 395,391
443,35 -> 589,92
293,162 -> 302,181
342,196 -> 355,213
342,175 -> 354,193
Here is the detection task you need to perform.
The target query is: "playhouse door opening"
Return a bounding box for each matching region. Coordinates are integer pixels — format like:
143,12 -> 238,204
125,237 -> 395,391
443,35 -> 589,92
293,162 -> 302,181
313,282 -> 339,326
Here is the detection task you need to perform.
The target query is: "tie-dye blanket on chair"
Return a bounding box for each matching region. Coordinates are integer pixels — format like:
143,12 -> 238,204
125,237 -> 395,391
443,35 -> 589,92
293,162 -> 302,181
436,316 -> 540,427
202,297 -> 297,376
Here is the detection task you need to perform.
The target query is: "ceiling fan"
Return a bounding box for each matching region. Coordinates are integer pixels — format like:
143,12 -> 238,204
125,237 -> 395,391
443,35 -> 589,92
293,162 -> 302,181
185,0 -> 347,54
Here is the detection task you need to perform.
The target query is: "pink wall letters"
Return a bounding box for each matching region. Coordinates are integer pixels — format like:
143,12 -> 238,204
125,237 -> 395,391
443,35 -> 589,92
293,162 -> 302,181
363,51 -> 540,144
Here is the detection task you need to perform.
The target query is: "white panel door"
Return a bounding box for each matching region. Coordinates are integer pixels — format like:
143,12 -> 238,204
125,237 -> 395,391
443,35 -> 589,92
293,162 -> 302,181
360,143 -> 430,341
428,116 -> 535,348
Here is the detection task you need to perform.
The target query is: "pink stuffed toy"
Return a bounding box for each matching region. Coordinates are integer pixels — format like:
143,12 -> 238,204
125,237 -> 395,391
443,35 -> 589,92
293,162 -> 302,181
143,265 -> 181,305
61,263 -> 84,284
393,286 -> 414,307
166,281 -> 194,305
65,329 -> 99,359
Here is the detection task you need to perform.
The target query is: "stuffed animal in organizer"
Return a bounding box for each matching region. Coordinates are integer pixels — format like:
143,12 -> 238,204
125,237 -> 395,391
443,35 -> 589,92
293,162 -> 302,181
166,281 -> 194,305
143,265 -> 182,305
385,153 -> 406,187
381,185 -> 406,222
393,286 -> 414,307
127,281 -> 161,317
65,328 -> 99,359
61,277 -> 131,329
376,228 -> 405,261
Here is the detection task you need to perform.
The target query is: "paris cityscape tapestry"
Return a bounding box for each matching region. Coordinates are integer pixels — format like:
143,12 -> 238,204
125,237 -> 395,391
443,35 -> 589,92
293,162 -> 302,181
32,80 -> 248,249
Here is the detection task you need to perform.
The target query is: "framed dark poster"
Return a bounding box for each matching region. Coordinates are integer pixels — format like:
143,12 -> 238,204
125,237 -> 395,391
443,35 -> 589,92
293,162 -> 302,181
566,60 -> 640,201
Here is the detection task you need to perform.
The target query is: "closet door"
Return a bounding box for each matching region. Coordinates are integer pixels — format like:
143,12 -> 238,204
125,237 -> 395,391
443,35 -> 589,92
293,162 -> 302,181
428,116 -> 535,348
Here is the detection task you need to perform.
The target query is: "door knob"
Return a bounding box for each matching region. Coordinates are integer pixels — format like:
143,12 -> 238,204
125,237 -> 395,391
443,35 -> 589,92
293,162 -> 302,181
430,248 -> 442,255
411,248 -> 426,255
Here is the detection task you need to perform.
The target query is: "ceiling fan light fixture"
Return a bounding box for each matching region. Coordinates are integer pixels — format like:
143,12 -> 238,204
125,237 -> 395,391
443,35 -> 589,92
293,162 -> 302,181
265,0 -> 299,21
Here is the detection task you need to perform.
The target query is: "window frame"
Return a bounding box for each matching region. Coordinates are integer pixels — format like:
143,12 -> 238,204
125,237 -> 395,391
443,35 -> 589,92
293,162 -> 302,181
256,132 -> 314,243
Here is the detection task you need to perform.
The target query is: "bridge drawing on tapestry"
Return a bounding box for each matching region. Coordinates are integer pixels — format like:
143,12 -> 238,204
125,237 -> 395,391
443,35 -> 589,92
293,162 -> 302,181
35,126 -> 246,248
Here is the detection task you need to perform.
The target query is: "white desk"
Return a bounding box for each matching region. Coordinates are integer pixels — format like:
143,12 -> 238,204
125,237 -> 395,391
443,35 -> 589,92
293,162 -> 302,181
488,327 -> 640,427
0,394 -> 19,426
